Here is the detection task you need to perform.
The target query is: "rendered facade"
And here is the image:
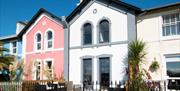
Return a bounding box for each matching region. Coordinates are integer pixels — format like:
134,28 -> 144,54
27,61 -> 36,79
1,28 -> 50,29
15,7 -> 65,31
0,0 -> 179,90
23,11 -> 66,80
66,0 -> 139,86
0,9 -> 67,80
137,4 -> 180,90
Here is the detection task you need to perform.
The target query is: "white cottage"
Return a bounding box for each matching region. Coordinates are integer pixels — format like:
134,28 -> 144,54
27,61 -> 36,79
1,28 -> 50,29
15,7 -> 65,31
66,0 -> 141,87
137,3 -> 180,90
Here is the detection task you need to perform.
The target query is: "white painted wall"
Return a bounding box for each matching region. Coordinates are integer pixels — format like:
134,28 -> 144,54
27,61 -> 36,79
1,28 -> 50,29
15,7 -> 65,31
69,1 -> 135,85
69,2 -> 128,47
69,44 -> 128,84
137,9 -> 180,81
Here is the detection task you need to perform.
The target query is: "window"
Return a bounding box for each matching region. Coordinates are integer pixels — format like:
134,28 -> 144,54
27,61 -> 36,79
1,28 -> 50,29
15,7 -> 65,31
162,13 -> 180,36
46,31 -> 53,49
99,20 -> 110,43
166,55 -> 180,90
83,58 -> 92,85
166,56 -> 180,77
44,60 -> 53,80
35,33 -> 42,50
34,61 -> 41,80
11,41 -> 17,54
83,23 -> 92,45
99,57 -> 110,87
166,62 -> 180,77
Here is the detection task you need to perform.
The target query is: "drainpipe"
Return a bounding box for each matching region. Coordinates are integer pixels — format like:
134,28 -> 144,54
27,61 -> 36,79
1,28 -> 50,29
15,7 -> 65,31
61,16 -> 70,81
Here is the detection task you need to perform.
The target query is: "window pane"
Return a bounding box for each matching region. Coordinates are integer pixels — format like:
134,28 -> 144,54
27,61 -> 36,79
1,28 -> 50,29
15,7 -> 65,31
171,14 -> 176,23
83,58 -> 92,84
37,34 -> 41,42
36,65 -> 41,80
177,22 -> 180,35
164,15 -> 170,24
171,25 -> 176,35
12,42 -> 17,54
47,61 -> 52,69
163,26 -> 166,36
177,13 -> 180,21
166,62 -> 180,77
12,42 -> 16,47
47,31 -> 52,40
100,57 -> 110,74
13,48 -> 16,53
99,20 -> 109,43
48,41 -> 52,48
165,26 -> 171,36
83,23 -> 92,45
44,61 -> 53,79
99,57 -> 110,87
37,43 -> 41,50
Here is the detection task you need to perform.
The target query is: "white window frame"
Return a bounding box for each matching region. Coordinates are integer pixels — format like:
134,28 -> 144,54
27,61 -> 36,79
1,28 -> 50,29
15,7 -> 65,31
44,28 -> 54,50
10,40 -> 18,55
33,59 -> 42,80
43,58 -> 54,80
97,18 -> 111,44
160,12 -> 180,40
34,31 -> 42,52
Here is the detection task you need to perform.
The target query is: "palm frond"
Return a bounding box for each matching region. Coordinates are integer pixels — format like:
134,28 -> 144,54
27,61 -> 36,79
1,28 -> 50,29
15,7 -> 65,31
128,39 -> 146,66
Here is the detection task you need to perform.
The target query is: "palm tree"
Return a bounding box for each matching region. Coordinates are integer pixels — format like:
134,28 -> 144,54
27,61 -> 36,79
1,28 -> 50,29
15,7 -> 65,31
127,39 -> 147,91
0,42 -> 14,69
0,41 -> 15,81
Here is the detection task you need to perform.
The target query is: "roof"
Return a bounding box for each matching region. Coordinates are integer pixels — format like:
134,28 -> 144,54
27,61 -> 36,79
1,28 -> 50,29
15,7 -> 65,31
18,8 -> 65,37
17,21 -> 27,25
66,0 -> 142,22
0,35 -> 17,41
143,2 -> 180,12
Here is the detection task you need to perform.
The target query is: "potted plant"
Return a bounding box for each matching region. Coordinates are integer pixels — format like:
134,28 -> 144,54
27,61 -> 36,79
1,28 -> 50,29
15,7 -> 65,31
149,61 -> 159,72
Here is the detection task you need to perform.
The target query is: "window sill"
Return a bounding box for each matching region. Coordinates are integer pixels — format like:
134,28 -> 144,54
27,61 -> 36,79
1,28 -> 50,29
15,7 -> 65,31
44,48 -> 54,52
70,41 -> 128,49
161,35 -> 180,41
97,42 -> 111,46
34,50 -> 42,54
82,44 -> 94,48
11,53 -> 18,56
81,43 -> 112,48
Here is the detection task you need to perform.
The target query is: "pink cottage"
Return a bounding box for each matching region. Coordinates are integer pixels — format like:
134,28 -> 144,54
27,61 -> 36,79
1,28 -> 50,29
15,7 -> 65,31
20,9 -> 67,80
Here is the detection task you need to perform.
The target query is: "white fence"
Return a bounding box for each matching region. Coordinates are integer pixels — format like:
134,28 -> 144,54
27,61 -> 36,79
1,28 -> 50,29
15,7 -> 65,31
0,82 -> 22,91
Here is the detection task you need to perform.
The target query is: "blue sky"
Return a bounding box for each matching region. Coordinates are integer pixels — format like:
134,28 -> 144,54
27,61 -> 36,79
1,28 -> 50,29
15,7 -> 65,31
0,0 -> 179,37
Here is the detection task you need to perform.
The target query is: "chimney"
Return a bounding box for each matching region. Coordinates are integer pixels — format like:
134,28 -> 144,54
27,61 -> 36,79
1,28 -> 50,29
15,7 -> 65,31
80,0 -> 83,3
77,0 -> 83,6
16,22 -> 26,35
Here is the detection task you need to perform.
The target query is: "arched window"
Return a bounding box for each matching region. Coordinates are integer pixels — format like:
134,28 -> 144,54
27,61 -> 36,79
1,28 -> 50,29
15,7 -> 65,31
35,33 -> 41,50
99,20 -> 109,43
83,23 -> 92,45
46,31 -> 53,49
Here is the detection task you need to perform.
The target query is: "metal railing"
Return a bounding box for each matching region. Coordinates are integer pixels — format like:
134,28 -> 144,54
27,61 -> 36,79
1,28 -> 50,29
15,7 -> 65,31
74,81 -> 126,91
